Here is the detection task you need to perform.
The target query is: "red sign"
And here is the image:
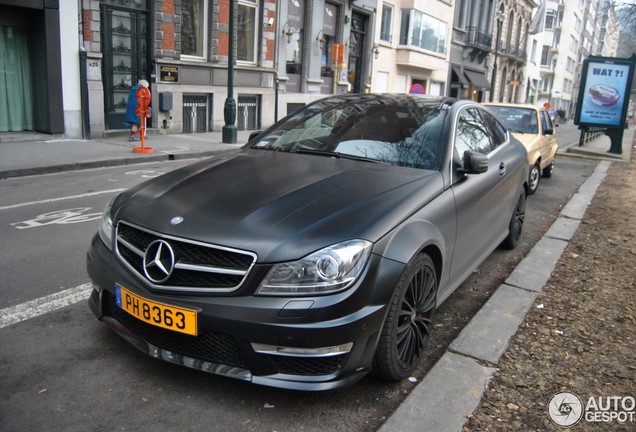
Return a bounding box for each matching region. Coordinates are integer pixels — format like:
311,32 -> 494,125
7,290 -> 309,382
409,83 -> 425,94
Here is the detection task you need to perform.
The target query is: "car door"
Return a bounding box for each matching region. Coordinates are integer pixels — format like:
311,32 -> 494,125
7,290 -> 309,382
539,109 -> 557,166
447,107 -> 518,292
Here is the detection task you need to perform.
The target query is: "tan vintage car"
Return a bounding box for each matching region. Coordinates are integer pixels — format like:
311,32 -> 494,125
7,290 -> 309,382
485,103 -> 558,195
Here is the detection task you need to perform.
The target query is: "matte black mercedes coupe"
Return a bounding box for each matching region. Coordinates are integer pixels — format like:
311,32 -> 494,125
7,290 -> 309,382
87,94 -> 529,390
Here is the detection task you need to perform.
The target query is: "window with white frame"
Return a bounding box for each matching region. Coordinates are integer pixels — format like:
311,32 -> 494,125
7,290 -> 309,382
544,9 -> 556,30
574,14 -> 581,32
400,9 -> 447,55
380,4 -> 393,43
181,0 -> 207,59
569,35 -> 578,52
429,81 -> 444,96
540,45 -> 550,65
237,0 -> 259,63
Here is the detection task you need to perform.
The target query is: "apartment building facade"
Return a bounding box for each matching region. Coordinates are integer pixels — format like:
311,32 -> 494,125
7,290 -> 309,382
369,1 -> 452,96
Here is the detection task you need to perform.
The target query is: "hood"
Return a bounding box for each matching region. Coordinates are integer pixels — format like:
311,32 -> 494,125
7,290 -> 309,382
510,132 -> 540,150
114,150 -> 444,262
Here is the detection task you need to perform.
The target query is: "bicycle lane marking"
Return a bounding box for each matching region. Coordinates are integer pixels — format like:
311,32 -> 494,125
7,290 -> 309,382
0,283 -> 93,329
0,189 -> 126,211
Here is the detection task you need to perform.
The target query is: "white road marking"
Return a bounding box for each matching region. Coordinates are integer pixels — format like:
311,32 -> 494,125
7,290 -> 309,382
0,189 -> 125,211
0,283 -> 93,329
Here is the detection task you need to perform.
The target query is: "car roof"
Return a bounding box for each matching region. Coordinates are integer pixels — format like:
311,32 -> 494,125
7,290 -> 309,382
483,102 -> 543,111
307,93 -> 462,110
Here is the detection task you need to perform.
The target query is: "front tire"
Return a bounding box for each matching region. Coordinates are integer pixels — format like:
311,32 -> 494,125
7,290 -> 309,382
528,163 -> 541,195
373,253 -> 437,381
501,188 -> 527,249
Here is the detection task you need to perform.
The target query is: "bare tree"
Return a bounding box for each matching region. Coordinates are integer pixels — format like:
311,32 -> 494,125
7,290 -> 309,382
615,2 -> 636,57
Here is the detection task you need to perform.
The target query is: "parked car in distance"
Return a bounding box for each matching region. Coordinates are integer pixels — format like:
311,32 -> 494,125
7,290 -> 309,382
87,94 -> 529,391
484,103 -> 558,195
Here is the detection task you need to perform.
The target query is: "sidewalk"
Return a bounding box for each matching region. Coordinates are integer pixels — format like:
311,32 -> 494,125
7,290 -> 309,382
560,126 -> 633,162
0,130 -> 250,179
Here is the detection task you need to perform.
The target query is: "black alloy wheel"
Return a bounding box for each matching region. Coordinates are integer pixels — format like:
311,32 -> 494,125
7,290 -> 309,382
501,188 -> 527,249
373,253 -> 437,380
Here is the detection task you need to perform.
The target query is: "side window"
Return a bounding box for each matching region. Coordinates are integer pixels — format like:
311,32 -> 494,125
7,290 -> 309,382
540,110 -> 553,134
481,110 -> 507,148
455,107 -> 494,157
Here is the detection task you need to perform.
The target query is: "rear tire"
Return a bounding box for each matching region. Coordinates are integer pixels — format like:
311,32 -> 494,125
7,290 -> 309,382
502,189 -> 527,249
542,160 -> 554,178
373,253 -> 437,381
528,163 -> 540,195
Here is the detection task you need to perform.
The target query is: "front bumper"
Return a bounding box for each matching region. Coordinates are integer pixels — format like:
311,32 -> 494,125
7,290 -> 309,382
86,234 -> 405,391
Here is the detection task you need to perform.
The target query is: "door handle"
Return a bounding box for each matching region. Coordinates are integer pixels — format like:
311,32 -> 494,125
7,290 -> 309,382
499,162 -> 507,176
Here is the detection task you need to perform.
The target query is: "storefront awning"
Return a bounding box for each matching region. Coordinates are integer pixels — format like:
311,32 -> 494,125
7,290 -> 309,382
451,66 -> 468,87
464,70 -> 491,91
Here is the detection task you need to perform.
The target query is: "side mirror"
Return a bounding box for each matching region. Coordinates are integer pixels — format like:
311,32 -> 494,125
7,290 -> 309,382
461,150 -> 488,174
248,130 -> 264,142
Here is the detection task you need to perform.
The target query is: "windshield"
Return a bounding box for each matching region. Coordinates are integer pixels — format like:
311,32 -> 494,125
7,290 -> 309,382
249,98 -> 447,170
487,106 -> 538,134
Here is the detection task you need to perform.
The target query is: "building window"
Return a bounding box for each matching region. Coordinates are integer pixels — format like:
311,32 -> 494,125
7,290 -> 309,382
570,35 -> 578,52
400,9 -> 447,55
544,9 -> 556,30
181,0 -> 207,59
237,0 -> 258,63
429,81 -> 444,96
531,40 -> 538,64
455,0 -> 467,29
540,45 -> 550,66
380,4 -> 393,42
321,3 -> 339,79
286,0 -> 304,76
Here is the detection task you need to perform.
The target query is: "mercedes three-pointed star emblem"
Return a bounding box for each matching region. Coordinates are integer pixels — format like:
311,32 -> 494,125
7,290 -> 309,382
143,240 -> 175,283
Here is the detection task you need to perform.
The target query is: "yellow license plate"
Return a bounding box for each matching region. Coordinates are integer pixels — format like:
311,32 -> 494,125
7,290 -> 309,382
115,284 -> 198,336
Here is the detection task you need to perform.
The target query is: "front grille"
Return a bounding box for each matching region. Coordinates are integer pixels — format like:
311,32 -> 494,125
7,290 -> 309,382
269,355 -> 346,376
115,221 -> 256,293
104,293 -> 248,368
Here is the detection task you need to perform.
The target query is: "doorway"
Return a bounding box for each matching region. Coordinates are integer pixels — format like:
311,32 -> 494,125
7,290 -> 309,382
101,2 -> 151,130
347,12 -> 368,93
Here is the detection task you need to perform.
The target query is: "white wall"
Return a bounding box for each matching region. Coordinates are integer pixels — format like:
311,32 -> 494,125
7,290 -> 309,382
59,0 -> 82,138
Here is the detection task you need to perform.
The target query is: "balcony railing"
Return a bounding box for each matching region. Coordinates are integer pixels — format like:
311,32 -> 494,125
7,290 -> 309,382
497,40 -> 528,63
465,27 -> 492,51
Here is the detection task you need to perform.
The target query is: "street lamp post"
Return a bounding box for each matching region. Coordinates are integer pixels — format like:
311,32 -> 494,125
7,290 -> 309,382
223,0 -> 237,143
490,12 -> 505,103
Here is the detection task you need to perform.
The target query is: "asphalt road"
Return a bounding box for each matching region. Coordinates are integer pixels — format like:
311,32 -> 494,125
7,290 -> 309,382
0,128 -> 598,432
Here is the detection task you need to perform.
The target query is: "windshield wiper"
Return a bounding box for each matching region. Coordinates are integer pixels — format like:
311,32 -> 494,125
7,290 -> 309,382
293,148 -> 387,164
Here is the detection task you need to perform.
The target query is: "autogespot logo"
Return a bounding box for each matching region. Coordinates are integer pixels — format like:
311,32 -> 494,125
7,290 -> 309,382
548,391 -> 636,427
548,391 -> 584,427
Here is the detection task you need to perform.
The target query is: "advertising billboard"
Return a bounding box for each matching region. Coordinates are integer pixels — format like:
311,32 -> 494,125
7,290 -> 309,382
574,56 -> 635,129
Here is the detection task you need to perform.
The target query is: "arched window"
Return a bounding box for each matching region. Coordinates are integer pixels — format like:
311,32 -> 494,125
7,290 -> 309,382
499,66 -> 507,102
506,11 -> 514,51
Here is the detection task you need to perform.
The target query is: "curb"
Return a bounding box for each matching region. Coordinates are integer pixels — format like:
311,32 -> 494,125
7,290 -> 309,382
0,150 -> 233,179
379,160 -> 612,432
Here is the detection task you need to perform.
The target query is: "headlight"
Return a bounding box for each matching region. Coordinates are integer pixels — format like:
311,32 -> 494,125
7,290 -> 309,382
256,240 -> 372,296
98,197 -> 116,251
